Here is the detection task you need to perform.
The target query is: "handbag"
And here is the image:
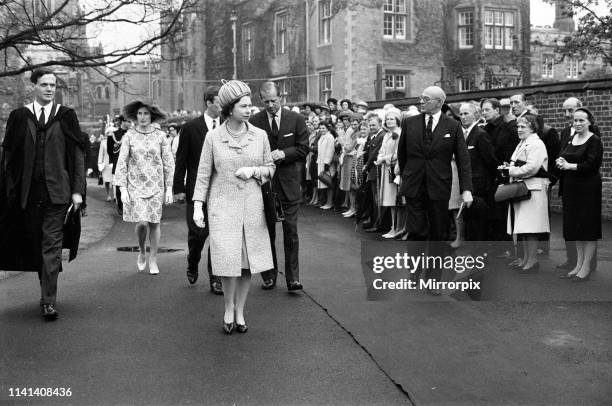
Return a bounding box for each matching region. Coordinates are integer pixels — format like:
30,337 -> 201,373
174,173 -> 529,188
262,182 -> 284,222
494,181 -> 531,203
318,171 -> 334,188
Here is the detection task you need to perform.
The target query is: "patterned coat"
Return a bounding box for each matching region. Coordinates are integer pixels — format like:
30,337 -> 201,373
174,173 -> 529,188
114,128 -> 174,223
192,123 -> 275,277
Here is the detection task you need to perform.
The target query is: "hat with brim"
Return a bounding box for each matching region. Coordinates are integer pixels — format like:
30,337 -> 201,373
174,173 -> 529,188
218,80 -> 251,109
123,100 -> 167,123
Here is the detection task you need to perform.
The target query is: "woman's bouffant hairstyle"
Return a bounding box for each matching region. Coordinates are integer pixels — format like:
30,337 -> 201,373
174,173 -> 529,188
574,107 -> 600,134
123,100 -> 167,123
339,98 -> 352,110
517,114 -> 540,135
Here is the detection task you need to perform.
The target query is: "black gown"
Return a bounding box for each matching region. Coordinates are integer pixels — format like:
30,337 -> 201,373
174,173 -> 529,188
559,135 -> 603,241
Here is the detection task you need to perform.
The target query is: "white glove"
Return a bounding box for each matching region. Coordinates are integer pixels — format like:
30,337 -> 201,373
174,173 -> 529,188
98,163 -> 105,172
120,187 -> 130,205
164,189 -> 173,204
193,201 -> 206,228
235,167 -> 258,180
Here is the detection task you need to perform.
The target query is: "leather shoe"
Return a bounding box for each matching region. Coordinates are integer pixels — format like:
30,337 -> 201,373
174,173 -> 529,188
571,273 -> 591,282
362,222 -> 374,229
223,321 -> 235,335
262,278 -> 276,290
236,323 -> 248,333
186,269 -> 198,284
518,263 -> 539,274
287,281 -> 303,291
556,261 -> 575,270
41,304 -> 59,320
211,281 -> 223,295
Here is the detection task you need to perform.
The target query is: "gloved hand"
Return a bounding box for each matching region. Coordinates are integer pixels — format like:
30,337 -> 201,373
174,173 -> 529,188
120,187 -> 130,205
235,167 -> 257,180
193,201 -> 206,229
164,189 -> 173,205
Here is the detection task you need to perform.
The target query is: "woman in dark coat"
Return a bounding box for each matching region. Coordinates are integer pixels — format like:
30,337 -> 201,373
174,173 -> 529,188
556,108 -> 603,281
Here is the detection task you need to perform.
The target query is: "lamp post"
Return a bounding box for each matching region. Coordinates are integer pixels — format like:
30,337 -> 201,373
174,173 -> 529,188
230,9 -> 238,80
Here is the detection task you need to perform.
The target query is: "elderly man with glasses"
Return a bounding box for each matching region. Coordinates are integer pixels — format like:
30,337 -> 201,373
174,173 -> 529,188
397,86 -> 473,296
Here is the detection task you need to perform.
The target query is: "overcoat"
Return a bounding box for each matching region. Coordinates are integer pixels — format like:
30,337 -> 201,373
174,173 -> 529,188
507,133 -> 550,235
192,123 -> 275,277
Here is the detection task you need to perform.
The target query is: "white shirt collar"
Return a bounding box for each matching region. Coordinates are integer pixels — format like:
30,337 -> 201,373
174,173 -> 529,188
32,100 -> 54,123
426,110 -> 442,131
463,122 -> 478,138
267,109 -> 281,126
203,111 -> 218,130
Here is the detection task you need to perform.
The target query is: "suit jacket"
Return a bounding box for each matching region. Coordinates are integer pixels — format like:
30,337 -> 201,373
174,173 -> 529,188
539,122 -> 561,183
397,113 -> 472,200
465,125 -> 499,197
173,115 -> 218,202
483,116 -> 518,163
250,109 -> 309,202
362,129 -> 385,182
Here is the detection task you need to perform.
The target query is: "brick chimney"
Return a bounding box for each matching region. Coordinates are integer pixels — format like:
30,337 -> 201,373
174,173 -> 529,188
553,0 -> 575,32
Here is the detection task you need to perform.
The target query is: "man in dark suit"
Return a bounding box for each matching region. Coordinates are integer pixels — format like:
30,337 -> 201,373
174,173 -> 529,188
173,86 -> 222,294
397,86 -> 473,295
361,114 -> 385,232
0,68 -> 86,319
556,97 -> 598,272
108,115 -> 129,215
458,103 -> 499,243
481,98 -> 517,255
250,82 -> 309,291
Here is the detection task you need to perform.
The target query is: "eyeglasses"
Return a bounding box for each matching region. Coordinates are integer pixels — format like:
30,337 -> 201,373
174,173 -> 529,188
418,96 -> 439,103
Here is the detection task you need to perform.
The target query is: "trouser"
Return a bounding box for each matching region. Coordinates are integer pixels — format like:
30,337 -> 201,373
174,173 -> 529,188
261,200 -> 300,283
185,202 -> 217,285
25,180 -> 68,305
404,181 -> 449,281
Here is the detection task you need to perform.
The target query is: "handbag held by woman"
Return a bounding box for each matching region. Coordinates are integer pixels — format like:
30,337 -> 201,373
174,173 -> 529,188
494,181 -> 531,203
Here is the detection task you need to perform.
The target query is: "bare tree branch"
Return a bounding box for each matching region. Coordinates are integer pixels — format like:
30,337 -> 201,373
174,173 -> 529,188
0,0 -> 197,77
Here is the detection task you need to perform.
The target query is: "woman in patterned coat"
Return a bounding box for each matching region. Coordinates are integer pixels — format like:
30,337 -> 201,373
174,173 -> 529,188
114,101 -> 174,275
192,80 -> 275,334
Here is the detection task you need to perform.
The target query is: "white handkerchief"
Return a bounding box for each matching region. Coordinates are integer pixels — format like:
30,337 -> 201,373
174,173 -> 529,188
283,133 -> 293,137
468,145 -> 475,149
443,133 -> 451,138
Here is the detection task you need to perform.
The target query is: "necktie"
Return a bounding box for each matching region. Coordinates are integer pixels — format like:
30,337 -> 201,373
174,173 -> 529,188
38,107 -> 46,127
212,119 -> 217,129
271,115 -> 278,136
425,115 -> 433,146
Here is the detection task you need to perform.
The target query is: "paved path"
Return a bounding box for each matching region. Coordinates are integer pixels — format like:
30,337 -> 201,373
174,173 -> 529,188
1,184 -> 611,405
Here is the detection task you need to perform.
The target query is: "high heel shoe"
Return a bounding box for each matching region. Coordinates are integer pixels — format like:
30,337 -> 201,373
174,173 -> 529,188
137,253 -> 147,271
559,272 -> 577,279
518,262 -> 539,274
223,321 -> 235,334
236,323 -> 248,333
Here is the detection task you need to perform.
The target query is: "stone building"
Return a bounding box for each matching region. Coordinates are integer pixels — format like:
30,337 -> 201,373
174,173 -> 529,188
159,0 -> 531,108
108,60 -> 161,116
530,2 -> 611,85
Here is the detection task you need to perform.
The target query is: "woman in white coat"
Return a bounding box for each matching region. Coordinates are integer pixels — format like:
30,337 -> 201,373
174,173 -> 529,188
505,115 -> 549,273
317,121 -> 336,210
192,80 -> 275,334
99,128 -> 114,201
